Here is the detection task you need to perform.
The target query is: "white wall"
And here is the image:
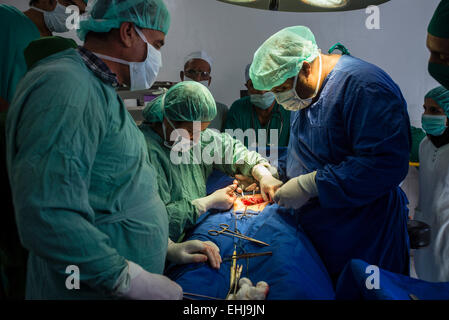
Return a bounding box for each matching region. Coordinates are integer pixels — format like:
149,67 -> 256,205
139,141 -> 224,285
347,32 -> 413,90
2,0 -> 441,126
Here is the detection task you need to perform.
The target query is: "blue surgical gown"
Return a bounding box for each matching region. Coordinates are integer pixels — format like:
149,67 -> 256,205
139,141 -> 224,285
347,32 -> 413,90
287,55 -> 411,279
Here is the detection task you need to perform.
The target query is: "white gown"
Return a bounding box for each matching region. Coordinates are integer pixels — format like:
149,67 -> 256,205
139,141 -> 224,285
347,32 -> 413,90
414,137 -> 449,282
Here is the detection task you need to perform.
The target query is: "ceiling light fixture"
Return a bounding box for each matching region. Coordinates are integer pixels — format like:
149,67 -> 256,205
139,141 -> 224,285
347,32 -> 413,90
301,0 -> 348,9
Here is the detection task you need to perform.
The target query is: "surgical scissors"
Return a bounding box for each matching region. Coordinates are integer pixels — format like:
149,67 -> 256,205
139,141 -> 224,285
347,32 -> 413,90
208,223 -> 269,246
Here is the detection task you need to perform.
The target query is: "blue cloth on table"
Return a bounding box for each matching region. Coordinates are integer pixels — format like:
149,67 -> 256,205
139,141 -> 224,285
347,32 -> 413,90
205,147 -> 289,195
205,170 -> 234,195
165,204 -> 336,300
336,259 -> 449,300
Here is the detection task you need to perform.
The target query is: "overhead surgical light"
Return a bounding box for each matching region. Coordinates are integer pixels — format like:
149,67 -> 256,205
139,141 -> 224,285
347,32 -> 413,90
217,0 -> 391,12
300,0 -> 348,9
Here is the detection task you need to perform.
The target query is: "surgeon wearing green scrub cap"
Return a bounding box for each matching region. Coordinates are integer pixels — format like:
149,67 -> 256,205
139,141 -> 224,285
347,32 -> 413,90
414,86 -> 449,282
428,0 -> 449,89
422,86 -> 449,147
139,81 -> 282,242
250,25 -> 412,279
0,0 -> 86,300
4,0 -> 214,300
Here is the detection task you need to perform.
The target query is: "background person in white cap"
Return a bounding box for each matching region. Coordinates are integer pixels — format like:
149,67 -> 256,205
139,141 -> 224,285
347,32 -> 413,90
180,50 -> 228,132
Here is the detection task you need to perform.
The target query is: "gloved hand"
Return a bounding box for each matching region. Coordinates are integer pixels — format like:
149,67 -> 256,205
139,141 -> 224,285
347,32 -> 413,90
252,164 -> 283,202
166,239 -> 222,269
233,175 -> 259,193
227,277 -> 269,300
191,184 -> 237,215
115,261 -> 183,300
274,171 -> 318,209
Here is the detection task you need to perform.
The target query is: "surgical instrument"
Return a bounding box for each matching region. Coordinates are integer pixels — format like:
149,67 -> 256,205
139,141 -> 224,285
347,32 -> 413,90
208,223 -> 269,246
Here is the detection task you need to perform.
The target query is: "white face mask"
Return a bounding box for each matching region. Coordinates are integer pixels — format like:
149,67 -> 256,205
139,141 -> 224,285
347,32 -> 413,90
32,3 -> 71,33
94,27 -> 162,91
184,76 -> 209,88
163,117 -> 196,152
274,53 -> 323,111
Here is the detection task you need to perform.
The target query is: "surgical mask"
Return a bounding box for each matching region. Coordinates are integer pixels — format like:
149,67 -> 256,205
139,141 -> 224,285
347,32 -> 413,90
274,53 -> 322,111
163,118 -> 196,152
94,27 -> 162,91
422,114 -> 448,136
429,62 -> 449,89
32,3 -> 71,33
250,92 -> 275,110
184,76 -> 209,88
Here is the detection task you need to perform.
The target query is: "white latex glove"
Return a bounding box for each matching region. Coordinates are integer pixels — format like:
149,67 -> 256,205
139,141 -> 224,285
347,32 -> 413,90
252,164 -> 283,202
191,184 -> 237,215
227,277 -> 269,300
115,261 -> 182,300
233,175 -> 259,193
166,239 -> 222,269
274,171 -> 318,209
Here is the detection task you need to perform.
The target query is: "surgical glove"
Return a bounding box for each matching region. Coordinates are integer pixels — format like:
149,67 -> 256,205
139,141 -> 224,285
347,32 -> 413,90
191,184 -> 237,215
227,277 -> 269,300
166,239 -> 222,269
252,164 -> 283,202
115,261 -> 183,300
274,171 -> 318,209
234,175 -> 259,193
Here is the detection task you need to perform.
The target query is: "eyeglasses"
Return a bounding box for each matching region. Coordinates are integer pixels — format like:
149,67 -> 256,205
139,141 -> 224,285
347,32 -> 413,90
185,69 -> 211,79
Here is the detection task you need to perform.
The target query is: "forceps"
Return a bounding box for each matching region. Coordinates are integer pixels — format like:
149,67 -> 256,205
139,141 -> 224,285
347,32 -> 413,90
208,223 -> 269,246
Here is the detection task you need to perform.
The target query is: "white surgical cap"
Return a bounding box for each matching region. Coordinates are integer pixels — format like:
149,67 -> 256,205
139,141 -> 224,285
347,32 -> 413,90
245,63 -> 251,83
184,50 -> 213,69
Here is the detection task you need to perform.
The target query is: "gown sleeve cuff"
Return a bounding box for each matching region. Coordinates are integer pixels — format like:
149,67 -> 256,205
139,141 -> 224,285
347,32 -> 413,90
298,171 -> 318,197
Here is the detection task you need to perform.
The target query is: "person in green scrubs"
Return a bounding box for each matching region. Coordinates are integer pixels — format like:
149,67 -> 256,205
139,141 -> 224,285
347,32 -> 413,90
0,0 -> 86,299
225,63 -> 291,149
139,81 -> 283,242
428,0 -> 449,89
0,0 -> 87,110
5,0 -> 224,300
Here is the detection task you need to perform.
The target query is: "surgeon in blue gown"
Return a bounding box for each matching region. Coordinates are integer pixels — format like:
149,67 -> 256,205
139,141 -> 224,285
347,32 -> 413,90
250,26 -> 411,281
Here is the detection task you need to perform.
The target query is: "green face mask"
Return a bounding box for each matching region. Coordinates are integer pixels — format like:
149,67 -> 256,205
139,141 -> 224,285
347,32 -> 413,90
422,114 -> 448,136
429,62 -> 449,89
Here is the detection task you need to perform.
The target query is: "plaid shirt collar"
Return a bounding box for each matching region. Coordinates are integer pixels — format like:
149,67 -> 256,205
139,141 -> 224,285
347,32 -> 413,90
78,46 -> 120,88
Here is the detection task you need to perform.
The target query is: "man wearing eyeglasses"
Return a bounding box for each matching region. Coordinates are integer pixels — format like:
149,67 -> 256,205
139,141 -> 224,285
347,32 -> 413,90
180,51 -> 228,132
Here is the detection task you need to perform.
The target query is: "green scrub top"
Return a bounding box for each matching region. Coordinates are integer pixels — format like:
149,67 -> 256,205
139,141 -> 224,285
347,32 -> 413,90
208,101 -> 228,132
224,96 -> 291,148
0,5 -> 40,104
139,124 -> 269,242
6,49 -> 169,299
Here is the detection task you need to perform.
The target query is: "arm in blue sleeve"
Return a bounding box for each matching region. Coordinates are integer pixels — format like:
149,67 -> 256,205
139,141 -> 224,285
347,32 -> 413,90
316,83 -> 411,208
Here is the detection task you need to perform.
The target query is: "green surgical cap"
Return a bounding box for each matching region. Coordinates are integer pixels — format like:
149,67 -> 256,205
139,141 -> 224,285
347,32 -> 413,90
249,26 -> 320,91
428,0 -> 449,38
78,0 -> 170,41
142,81 -> 217,123
425,86 -> 449,117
